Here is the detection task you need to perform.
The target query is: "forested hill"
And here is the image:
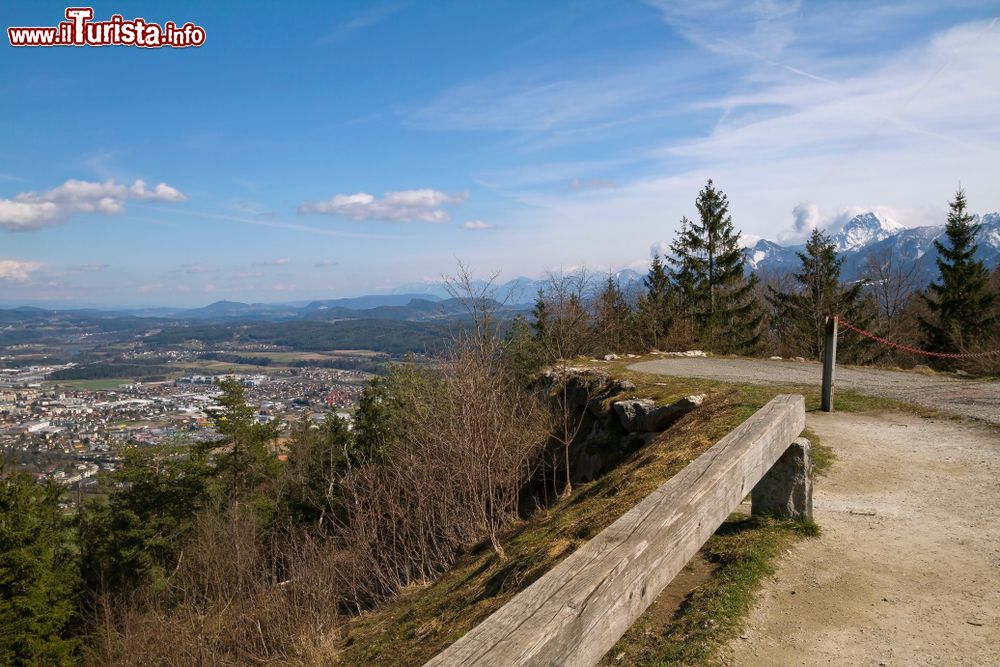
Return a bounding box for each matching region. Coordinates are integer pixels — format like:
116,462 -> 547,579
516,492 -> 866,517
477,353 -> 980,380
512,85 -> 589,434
146,319 -> 457,355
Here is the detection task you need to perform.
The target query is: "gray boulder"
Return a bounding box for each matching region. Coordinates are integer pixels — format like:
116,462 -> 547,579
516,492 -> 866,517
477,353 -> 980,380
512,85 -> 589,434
752,438 -> 813,520
613,394 -> 705,433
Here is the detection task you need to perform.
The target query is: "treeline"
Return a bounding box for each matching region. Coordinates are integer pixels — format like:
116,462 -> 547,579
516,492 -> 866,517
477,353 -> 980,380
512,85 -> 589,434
150,319 -> 454,355
199,352 -> 388,374
289,357 -> 388,374
199,351 -> 277,366
48,362 -> 171,382
511,182 -> 999,373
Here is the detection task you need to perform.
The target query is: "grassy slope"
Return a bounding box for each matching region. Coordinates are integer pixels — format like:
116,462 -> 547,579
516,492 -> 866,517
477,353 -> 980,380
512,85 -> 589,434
336,367 -> 789,664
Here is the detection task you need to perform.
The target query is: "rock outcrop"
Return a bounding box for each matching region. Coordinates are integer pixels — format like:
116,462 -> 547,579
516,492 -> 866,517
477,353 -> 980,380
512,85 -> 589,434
612,394 -> 705,433
540,367 -> 707,484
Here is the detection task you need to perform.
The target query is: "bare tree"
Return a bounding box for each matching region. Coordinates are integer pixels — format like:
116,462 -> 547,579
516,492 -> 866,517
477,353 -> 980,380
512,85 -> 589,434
862,246 -> 920,333
532,270 -> 598,497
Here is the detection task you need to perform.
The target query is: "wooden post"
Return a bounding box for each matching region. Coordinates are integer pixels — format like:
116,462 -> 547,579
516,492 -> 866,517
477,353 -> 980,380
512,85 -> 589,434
821,315 -> 838,412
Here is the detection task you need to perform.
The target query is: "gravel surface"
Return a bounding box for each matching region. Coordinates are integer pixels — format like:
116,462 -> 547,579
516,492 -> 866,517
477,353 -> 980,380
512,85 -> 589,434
721,412 -> 1000,666
629,357 -> 1000,425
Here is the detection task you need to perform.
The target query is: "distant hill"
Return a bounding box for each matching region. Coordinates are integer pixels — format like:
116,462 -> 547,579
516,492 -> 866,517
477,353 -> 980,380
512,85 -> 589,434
169,274 -> 653,324
147,319 -> 455,355
176,300 -> 305,321
376,270 -> 646,305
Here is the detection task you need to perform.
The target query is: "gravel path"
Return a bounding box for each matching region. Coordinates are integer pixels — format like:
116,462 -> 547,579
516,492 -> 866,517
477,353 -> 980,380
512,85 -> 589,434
629,357 -> 1000,425
721,412 -> 1000,666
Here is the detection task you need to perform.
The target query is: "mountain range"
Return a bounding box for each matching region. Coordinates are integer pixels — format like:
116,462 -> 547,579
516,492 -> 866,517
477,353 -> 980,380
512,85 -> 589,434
745,211 -> 1000,285
5,211 -> 997,326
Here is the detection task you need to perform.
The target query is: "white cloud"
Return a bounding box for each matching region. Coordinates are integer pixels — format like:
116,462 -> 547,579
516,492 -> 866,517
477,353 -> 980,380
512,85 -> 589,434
175,262 -> 216,274
0,178 -> 186,231
298,189 -> 467,223
407,60 -> 703,152
0,259 -> 43,282
647,0 -> 802,61
318,3 -> 399,44
315,259 -> 337,267
461,220 -> 494,231
570,177 -> 619,191
650,241 -> 671,258
72,262 -> 109,272
253,258 -> 293,267
782,201 -> 822,243
129,180 -> 186,202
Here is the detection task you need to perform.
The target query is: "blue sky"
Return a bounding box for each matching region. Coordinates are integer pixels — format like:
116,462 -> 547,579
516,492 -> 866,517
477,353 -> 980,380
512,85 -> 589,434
2,0 -> 999,307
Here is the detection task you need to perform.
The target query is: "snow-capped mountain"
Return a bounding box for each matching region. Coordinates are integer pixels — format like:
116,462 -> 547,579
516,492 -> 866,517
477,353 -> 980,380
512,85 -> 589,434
830,211 -> 906,252
744,211 -> 1000,285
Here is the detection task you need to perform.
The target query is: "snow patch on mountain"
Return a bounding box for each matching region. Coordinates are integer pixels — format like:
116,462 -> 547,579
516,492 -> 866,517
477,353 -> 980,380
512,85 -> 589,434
831,211 -> 906,252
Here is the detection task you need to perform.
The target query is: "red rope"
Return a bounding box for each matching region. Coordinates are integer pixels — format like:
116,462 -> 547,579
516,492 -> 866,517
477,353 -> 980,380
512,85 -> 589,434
837,318 -> 1000,359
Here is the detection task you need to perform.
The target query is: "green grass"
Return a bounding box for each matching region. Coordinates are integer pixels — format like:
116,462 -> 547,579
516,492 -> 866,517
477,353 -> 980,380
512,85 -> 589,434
800,426 -> 833,476
602,514 -> 820,666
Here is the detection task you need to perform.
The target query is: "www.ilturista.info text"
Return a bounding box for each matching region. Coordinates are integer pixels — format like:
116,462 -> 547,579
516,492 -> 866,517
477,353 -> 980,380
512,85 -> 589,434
8,7 -> 206,48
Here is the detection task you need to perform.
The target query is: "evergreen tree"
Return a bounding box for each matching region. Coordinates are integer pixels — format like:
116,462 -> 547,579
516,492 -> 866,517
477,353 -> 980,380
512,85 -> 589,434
78,443 -> 213,595
353,376 -> 397,461
668,180 -> 763,353
531,289 -> 549,341
283,413 -> 354,529
921,189 -> 996,352
593,275 -> 632,352
768,228 -> 873,361
502,314 -> 546,384
211,377 -> 280,498
0,474 -> 78,665
639,254 -> 673,348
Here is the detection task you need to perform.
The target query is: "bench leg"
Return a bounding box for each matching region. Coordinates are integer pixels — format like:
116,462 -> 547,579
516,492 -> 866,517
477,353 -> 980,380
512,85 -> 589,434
752,437 -> 813,520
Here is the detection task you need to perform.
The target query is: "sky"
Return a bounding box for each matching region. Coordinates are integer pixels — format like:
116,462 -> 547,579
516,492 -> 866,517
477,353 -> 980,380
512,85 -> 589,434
1,0 -> 999,307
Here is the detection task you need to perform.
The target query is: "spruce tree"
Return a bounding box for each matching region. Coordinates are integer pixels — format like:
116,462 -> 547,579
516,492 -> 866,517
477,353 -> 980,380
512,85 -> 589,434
668,180 -> 763,353
593,275 -> 632,352
0,474 -> 79,665
921,189 -> 995,352
768,228 -> 873,361
639,254 -> 673,348
531,289 -> 549,340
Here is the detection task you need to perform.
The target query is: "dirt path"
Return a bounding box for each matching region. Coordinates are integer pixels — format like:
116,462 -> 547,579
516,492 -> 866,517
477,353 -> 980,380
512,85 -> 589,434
721,411 -> 1000,666
629,357 -> 1000,425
